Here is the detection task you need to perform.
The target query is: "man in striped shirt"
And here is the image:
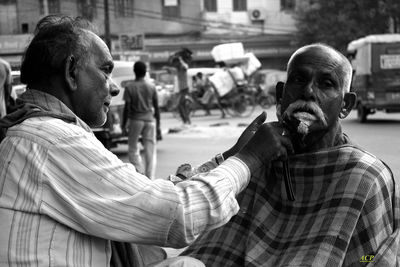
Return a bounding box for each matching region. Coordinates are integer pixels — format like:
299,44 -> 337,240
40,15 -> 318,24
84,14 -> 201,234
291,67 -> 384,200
0,15 -> 292,266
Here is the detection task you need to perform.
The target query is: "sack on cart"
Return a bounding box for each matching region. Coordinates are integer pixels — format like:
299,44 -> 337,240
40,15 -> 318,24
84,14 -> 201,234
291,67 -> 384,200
208,67 -> 247,97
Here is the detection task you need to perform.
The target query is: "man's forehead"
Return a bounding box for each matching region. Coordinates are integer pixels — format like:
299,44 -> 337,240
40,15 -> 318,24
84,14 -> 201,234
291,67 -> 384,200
289,47 -> 343,72
86,31 -> 113,63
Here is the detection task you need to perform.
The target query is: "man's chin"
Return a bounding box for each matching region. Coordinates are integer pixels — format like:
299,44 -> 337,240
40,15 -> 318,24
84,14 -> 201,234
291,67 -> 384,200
292,126 -> 328,150
87,115 -> 107,128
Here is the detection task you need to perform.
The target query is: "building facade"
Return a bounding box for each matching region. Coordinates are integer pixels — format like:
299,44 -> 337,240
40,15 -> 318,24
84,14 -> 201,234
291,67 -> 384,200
0,0 -> 299,70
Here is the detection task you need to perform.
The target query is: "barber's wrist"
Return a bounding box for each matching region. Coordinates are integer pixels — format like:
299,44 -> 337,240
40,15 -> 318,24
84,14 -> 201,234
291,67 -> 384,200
222,148 -> 234,161
235,150 -> 262,172
214,153 -> 225,165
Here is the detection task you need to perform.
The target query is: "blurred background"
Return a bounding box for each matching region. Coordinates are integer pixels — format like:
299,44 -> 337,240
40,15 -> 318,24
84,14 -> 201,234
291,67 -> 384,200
2,0 -> 400,181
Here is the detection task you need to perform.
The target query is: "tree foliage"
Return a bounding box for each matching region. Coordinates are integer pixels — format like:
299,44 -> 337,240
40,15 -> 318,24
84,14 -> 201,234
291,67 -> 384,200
294,0 -> 400,53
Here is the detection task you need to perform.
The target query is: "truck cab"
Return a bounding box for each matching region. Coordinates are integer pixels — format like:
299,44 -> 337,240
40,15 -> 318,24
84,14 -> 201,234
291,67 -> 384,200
347,34 -> 400,122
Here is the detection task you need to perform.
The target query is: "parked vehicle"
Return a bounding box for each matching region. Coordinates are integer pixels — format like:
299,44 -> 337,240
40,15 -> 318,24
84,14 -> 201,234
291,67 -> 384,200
347,34 -> 400,122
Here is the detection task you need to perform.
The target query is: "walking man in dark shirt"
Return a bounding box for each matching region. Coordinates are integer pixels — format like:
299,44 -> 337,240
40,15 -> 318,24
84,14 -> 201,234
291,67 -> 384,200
122,61 -> 160,179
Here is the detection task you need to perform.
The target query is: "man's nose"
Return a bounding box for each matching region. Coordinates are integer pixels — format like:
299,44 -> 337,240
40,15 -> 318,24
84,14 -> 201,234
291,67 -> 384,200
302,81 -> 316,100
109,79 -> 120,97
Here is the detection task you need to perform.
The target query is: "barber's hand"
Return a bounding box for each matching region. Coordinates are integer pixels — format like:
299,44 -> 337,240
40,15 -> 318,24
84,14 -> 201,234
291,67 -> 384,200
156,126 -> 162,141
223,112 -> 267,159
122,121 -> 130,135
236,122 -> 294,171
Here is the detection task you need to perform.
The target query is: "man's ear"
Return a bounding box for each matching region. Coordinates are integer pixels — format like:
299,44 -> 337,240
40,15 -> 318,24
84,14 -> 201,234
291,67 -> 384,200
64,56 -> 78,91
275,82 -> 285,121
275,81 -> 285,103
340,92 -> 357,119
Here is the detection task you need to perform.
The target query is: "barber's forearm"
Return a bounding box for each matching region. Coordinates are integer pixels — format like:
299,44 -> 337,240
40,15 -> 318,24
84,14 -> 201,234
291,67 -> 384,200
166,157 -> 250,247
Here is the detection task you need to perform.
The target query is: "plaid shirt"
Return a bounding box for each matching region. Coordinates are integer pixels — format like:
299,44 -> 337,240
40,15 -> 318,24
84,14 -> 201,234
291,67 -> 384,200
182,144 -> 400,266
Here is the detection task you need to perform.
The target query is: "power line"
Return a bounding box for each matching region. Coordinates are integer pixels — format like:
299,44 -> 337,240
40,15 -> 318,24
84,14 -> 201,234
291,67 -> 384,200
131,7 -> 295,33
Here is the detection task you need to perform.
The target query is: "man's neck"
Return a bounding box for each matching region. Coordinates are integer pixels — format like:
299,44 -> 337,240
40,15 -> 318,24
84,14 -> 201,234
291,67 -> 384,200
293,123 -> 344,154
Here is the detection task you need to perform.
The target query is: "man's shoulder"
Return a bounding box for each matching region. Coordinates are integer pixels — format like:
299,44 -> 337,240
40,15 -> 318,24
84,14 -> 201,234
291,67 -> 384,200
8,116 -> 90,146
338,144 -> 394,187
125,80 -> 154,89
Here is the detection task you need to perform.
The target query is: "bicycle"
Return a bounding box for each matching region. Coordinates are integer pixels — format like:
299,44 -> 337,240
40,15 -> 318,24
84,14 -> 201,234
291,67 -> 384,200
217,83 -> 257,118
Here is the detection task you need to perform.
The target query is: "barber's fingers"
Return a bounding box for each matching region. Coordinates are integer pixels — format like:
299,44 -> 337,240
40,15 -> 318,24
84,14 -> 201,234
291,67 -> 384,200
276,136 -> 294,160
235,112 -> 267,147
260,121 -> 293,161
252,111 -> 267,128
243,112 -> 267,134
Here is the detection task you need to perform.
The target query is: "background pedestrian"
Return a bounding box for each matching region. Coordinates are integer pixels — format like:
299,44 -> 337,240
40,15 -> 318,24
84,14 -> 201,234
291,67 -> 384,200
122,61 -> 160,179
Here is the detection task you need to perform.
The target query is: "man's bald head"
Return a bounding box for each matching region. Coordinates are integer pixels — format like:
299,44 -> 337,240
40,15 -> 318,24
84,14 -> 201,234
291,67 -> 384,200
287,44 -> 353,94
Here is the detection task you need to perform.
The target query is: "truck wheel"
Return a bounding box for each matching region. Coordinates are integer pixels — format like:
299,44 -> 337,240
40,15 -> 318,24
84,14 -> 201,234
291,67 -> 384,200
357,104 -> 368,123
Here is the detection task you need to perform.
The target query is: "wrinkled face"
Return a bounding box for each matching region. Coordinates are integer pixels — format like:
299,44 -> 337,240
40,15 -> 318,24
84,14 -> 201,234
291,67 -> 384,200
73,32 -> 119,127
280,46 -> 347,138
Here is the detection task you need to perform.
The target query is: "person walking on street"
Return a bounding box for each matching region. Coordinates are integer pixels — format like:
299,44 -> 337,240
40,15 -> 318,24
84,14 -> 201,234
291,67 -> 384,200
0,14 -> 287,267
198,72 -> 226,118
122,61 -> 160,180
169,49 -> 192,125
0,58 -> 12,118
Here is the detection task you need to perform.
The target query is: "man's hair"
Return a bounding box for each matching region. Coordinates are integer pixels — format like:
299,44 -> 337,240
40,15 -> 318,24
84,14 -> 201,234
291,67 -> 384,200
287,43 -> 353,93
134,61 -> 147,78
20,15 -> 97,88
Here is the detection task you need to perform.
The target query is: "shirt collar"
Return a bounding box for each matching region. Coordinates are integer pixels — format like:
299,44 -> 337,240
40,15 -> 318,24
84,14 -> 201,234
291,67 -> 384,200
19,89 -> 92,133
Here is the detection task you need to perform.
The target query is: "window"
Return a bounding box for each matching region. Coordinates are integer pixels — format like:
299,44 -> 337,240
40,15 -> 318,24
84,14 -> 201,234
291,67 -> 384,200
39,0 -> 60,14
233,0 -> 246,11
114,0 -> 134,17
48,0 -> 60,13
162,0 -> 180,18
281,0 -> 295,11
204,0 -> 217,12
77,0 -> 97,20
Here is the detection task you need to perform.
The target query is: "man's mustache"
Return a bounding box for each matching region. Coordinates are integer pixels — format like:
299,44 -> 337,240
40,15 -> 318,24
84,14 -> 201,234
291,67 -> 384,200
282,100 -> 327,126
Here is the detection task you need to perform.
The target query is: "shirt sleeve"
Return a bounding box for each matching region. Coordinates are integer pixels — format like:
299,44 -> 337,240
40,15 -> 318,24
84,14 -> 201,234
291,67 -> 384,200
41,130 -> 250,248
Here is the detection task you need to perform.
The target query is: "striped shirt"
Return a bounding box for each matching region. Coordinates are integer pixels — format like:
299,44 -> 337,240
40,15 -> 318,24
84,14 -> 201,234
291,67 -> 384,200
0,89 -> 250,266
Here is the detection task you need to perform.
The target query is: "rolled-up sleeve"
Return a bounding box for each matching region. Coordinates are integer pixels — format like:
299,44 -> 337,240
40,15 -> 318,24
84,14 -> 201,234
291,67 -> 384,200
42,131 -> 250,248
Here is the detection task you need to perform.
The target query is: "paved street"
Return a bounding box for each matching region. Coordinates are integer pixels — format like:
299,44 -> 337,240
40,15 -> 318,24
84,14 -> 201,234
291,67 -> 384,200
112,105 -> 400,180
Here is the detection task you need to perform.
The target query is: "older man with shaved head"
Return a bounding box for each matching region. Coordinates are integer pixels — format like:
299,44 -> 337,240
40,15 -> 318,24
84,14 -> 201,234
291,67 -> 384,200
181,43 -> 399,266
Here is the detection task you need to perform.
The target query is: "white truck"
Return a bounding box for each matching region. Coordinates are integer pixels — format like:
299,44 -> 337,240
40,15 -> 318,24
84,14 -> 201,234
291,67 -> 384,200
347,34 -> 400,122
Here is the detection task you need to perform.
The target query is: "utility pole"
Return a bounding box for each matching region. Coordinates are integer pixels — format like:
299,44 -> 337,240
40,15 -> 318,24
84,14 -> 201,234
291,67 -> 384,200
104,0 -> 111,50
43,0 -> 49,15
